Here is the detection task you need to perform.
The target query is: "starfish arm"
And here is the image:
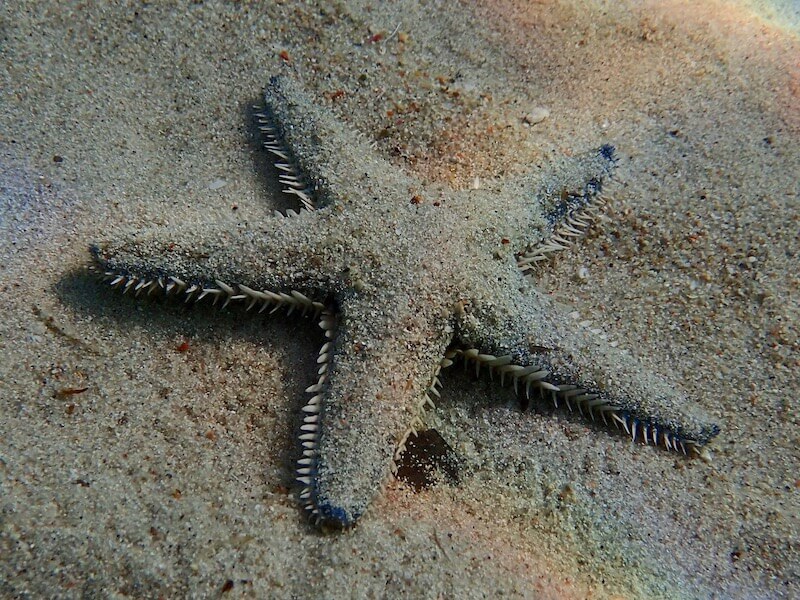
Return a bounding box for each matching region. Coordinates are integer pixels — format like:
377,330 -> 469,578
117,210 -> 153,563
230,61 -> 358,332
90,210 -> 340,308
297,292 -> 452,528
491,145 -> 616,266
454,279 -> 720,455
263,75 -> 416,209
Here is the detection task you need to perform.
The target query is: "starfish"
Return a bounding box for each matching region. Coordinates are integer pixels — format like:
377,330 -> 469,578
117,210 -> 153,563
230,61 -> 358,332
90,74 -> 720,528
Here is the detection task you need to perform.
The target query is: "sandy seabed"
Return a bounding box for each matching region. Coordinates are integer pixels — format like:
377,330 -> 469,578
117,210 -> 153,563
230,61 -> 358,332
1,1 -> 798,598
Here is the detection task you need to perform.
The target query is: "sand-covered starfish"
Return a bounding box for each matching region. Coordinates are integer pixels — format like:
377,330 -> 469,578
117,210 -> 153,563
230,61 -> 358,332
90,74 -> 719,528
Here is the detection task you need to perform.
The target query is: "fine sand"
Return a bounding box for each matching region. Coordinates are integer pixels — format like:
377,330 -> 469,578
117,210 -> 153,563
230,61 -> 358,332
1,1 -> 798,598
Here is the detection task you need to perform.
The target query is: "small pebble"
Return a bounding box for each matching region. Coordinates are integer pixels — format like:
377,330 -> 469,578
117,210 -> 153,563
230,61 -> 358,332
524,107 -> 550,125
